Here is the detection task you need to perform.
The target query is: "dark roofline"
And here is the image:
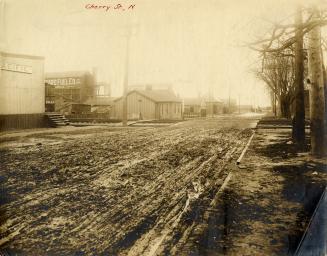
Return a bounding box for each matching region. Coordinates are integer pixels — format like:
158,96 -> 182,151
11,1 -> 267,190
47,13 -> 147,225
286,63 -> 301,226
114,90 -> 182,103
1,51 -> 44,60
114,90 -> 156,103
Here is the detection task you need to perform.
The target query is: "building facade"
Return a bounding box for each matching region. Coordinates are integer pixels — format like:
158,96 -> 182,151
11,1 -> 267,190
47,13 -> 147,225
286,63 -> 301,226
45,71 -> 96,114
112,89 -> 182,120
205,100 -> 224,116
0,51 -> 46,130
183,98 -> 205,118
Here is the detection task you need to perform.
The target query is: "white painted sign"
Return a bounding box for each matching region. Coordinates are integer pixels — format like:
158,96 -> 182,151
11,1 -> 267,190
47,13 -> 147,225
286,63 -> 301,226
45,77 -> 82,86
1,62 -> 33,74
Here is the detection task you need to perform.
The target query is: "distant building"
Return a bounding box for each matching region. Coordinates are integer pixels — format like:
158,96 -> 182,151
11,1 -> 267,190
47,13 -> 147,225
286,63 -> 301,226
0,51 -> 46,130
238,105 -> 254,113
95,82 -> 111,96
205,100 -> 224,116
183,98 -> 204,117
183,97 -> 224,117
45,70 -> 96,113
221,98 -> 238,113
112,88 -> 182,120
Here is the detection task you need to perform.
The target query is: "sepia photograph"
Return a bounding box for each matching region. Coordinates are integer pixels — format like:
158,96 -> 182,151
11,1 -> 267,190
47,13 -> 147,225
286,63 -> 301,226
0,0 -> 326,255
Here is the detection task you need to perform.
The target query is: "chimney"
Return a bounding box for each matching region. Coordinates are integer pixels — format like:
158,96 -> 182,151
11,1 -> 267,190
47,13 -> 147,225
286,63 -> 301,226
145,84 -> 152,90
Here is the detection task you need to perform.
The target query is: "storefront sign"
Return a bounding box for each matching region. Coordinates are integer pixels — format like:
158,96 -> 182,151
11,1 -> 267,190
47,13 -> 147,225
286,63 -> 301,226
1,62 -> 33,74
45,77 -> 82,86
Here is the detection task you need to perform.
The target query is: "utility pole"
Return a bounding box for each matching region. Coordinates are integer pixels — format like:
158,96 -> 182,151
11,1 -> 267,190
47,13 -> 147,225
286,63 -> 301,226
122,26 -> 132,126
308,5 -> 326,156
228,83 -> 231,114
293,5 -> 305,147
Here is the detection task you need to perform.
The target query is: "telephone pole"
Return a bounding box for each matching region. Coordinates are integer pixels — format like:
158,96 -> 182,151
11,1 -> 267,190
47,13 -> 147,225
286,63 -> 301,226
122,26 -> 132,126
293,5 -> 305,147
308,5 -> 326,156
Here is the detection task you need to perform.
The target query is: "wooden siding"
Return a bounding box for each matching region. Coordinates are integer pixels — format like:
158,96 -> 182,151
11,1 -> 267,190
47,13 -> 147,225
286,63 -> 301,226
206,102 -> 223,116
113,92 -> 156,120
158,102 -> 182,120
112,92 -> 182,120
184,104 -> 201,114
0,52 -> 45,115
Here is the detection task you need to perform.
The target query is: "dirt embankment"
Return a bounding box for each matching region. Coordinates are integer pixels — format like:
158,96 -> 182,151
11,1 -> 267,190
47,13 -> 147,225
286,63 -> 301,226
211,128 -> 327,256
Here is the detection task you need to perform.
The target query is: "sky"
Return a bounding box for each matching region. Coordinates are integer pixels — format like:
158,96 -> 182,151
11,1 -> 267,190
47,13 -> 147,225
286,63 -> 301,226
1,0 -> 326,106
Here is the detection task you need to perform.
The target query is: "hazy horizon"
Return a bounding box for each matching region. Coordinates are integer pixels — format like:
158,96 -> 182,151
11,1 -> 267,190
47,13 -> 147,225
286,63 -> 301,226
1,0 -> 326,106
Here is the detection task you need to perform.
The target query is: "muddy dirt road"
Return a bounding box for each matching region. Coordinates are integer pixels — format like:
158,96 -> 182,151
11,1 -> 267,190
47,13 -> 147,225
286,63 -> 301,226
0,116 -> 260,255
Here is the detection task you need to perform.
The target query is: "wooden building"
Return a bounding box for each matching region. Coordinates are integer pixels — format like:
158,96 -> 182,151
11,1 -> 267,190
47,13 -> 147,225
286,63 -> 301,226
183,98 -> 205,118
238,104 -> 255,113
205,100 -> 224,116
0,51 -> 47,130
112,89 -> 182,120
45,71 -> 96,113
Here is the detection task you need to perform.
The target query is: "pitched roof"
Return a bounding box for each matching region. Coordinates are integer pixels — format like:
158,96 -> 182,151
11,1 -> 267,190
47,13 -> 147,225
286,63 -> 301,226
183,97 -> 223,105
115,89 -> 182,103
183,98 -> 203,106
138,89 -> 181,102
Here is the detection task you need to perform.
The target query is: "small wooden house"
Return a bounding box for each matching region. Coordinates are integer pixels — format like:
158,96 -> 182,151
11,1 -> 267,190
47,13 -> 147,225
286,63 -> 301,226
183,98 -> 204,117
205,100 -> 224,116
112,89 -> 182,120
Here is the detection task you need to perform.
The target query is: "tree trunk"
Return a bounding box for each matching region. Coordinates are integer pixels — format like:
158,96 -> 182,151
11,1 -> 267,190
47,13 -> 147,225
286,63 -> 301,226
271,91 -> 277,116
325,67 -> 327,135
280,95 -> 291,119
308,6 -> 326,156
323,63 -> 327,139
292,5 -> 305,146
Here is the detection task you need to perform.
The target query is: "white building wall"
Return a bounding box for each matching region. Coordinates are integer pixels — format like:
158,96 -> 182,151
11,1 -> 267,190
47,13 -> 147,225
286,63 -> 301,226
0,52 -> 45,115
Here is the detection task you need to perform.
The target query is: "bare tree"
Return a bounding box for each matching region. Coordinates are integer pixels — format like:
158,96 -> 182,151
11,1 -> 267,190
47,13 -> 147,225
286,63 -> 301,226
255,51 -> 296,119
248,4 -> 327,155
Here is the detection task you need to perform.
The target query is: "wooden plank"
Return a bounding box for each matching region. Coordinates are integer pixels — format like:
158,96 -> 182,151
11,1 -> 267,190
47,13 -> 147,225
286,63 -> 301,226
237,131 -> 255,165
